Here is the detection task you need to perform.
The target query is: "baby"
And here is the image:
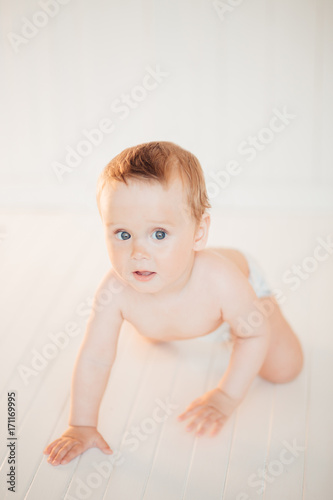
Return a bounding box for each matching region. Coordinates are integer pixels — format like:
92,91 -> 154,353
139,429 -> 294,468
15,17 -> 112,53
44,141 -> 303,466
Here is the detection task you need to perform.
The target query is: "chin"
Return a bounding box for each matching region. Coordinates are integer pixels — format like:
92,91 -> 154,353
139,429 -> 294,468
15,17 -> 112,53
129,282 -> 162,294
127,276 -> 166,294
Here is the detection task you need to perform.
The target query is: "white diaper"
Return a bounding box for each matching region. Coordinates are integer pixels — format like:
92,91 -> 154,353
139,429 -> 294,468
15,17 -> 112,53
243,252 -> 273,298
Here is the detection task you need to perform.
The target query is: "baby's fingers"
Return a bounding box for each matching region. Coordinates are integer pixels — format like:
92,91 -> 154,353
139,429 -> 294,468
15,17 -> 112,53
209,418 -> 225,437
47,439 -> 78,465
43,438 -> 61,455
49,440 -> 81,466
178,403 -> 204,421
95,435 -> 113,455
59,443 -> 84,465
195,414 -> 217,436
184,408 -> 213,432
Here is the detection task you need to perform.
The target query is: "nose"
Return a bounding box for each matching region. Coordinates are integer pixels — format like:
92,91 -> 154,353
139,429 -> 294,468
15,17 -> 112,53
131,238 -> 150,260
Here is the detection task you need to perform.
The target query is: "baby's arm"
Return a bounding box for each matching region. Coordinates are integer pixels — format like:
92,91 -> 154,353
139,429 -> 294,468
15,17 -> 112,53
178,260 -> 270,436
44,271 -> 124,465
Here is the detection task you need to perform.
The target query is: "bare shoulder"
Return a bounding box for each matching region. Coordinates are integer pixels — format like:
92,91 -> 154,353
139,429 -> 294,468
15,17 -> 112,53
197,248 -> 259,323
197,247 -> 249,276
196,247 -> 251,296
203,247 -> 249,277
93,267 -> 129,316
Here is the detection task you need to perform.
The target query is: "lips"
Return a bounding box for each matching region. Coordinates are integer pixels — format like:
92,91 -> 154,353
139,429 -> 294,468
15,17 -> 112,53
133,270 -> 156,281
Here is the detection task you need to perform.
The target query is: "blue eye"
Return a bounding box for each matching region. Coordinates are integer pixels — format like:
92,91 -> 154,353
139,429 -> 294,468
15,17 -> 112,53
152,230 -> 166,240
115,231 -> 131,240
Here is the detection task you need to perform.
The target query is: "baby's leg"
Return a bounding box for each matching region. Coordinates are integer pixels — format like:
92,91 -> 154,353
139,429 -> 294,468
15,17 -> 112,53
240,251 -> 303,383
212,248 -> 303,382
257,296 -> 303,383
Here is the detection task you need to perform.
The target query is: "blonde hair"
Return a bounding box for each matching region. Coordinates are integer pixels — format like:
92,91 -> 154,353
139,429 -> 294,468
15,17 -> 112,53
96,141 -> 211,226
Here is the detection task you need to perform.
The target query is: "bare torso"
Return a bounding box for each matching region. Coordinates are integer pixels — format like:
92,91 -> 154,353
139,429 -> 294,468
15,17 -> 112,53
118,247 -> 250,341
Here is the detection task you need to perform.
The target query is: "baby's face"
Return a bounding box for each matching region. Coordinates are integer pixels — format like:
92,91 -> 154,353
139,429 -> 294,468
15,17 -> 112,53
100,176 -> 201,295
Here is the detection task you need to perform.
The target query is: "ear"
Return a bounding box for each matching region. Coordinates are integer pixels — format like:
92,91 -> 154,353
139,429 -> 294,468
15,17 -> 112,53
193,213 -> 211,251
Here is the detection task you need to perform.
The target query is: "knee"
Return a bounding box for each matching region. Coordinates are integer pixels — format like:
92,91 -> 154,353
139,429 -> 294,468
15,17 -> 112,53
260,351 -> 304,384
283,340 -> 305,382
273,363 -> 303,384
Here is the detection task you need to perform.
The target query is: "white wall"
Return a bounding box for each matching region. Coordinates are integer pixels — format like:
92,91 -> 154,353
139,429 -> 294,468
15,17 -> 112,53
1,0 -> 332,215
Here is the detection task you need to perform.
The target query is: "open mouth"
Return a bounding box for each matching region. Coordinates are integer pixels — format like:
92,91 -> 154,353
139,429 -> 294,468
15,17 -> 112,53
133,270 -> 156,281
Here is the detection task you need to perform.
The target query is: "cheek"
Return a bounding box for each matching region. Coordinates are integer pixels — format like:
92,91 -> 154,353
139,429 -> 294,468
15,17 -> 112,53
105,241 -> 125,266
159,240 -> 192,268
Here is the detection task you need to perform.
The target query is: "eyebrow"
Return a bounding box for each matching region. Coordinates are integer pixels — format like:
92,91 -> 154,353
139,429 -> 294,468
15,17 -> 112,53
106,220 -> 176,227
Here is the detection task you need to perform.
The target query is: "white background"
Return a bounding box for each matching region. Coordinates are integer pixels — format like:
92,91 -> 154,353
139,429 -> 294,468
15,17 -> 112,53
1,2 -> 333,498
1,0 -> 332,216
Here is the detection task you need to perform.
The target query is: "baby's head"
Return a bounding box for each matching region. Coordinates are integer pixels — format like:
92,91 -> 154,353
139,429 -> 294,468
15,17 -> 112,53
96,141 -> 211,294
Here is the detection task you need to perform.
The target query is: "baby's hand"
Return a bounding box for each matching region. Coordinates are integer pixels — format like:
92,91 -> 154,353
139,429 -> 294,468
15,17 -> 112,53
43,426 -> 113,466
177,388 -> 240,437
